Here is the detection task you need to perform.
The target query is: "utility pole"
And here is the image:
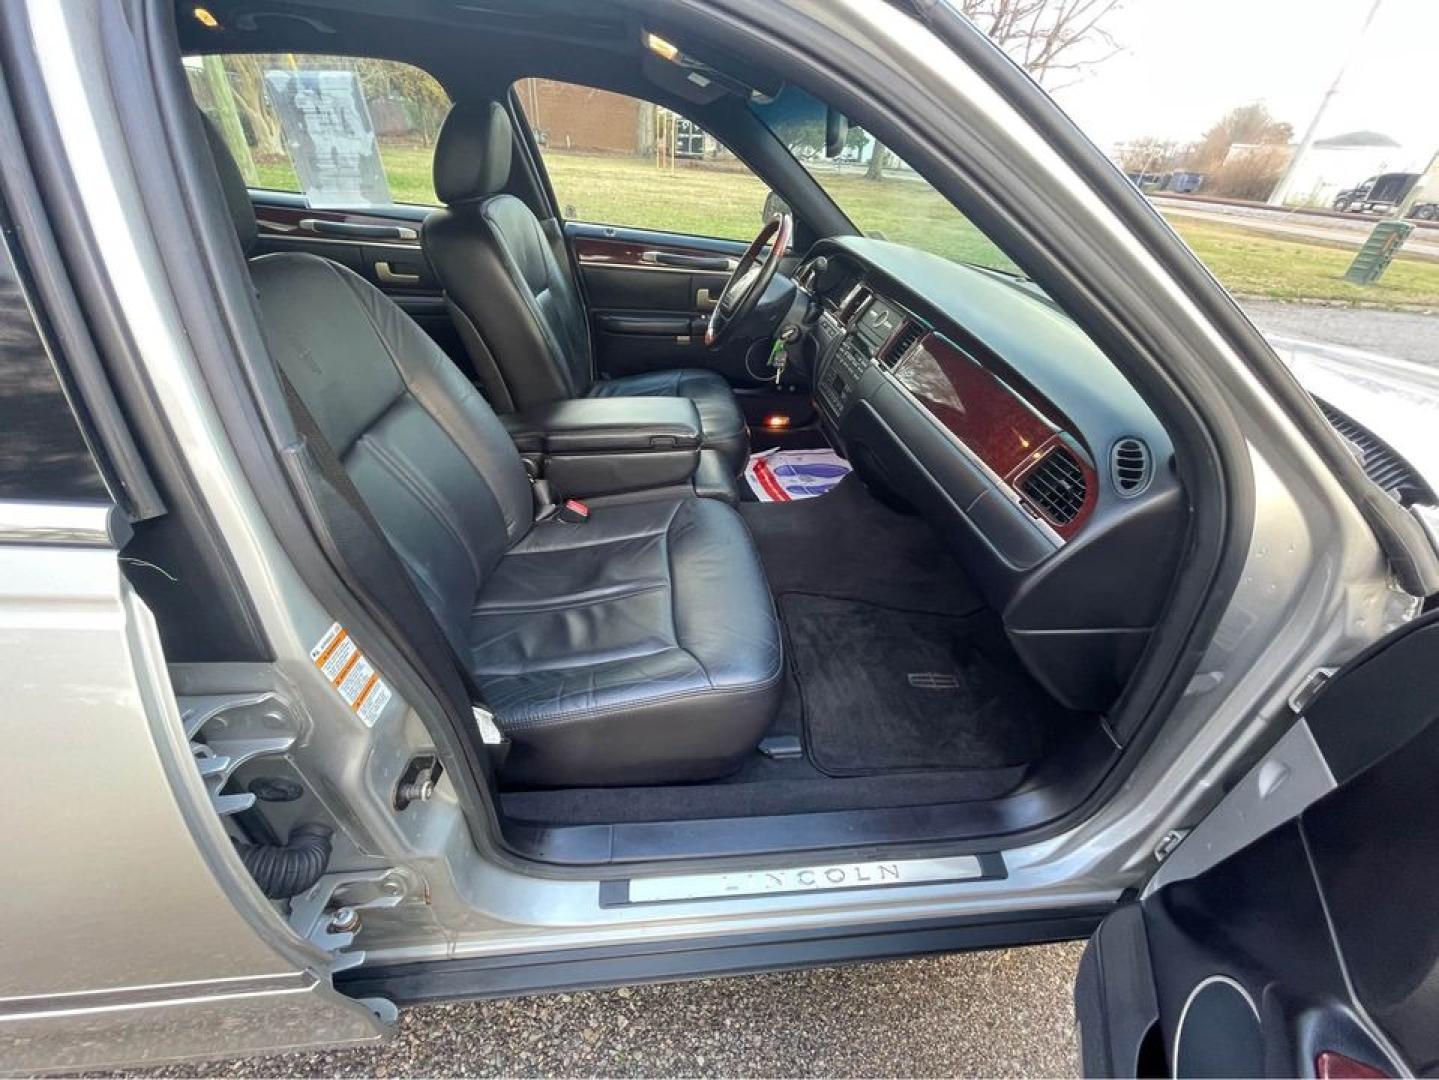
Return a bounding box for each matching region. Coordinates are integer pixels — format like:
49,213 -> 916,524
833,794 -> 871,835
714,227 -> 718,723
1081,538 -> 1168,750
1267,0 -> 1384,207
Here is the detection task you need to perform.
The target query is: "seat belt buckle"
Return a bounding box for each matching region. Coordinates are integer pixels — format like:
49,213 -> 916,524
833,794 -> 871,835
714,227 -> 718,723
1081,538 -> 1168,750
557,498 -> 590,524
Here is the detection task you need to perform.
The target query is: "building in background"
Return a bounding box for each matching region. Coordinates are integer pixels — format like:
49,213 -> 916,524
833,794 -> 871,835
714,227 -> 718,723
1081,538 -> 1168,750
1268,130 -> 1408,206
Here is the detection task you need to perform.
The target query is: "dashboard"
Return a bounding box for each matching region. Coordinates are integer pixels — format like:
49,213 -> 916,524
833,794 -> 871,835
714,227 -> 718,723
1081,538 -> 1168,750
794,238 -> 1188,712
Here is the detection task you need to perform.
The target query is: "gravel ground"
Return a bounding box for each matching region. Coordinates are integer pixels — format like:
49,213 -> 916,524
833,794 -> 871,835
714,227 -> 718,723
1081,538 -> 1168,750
1241,297 -> 1439,368
110,943 -> 1084,1078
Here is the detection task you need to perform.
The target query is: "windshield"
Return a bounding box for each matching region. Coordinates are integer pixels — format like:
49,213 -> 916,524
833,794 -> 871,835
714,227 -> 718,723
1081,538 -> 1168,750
751,86 -> 1022,277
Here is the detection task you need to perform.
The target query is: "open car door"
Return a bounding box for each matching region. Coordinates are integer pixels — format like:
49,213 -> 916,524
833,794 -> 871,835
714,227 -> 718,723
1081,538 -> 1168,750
1076,608 -> 1439,1078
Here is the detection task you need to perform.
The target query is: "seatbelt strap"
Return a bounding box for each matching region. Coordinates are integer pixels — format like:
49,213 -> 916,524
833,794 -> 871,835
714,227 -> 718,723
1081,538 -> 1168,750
276,373 -> 508,754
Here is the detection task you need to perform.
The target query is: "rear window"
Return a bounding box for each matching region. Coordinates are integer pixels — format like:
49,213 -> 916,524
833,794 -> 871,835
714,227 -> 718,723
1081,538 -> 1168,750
185,54 -> 449,207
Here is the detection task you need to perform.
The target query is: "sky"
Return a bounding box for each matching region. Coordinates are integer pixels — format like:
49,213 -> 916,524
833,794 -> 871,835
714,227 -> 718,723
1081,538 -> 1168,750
1049,0 -> 1438,168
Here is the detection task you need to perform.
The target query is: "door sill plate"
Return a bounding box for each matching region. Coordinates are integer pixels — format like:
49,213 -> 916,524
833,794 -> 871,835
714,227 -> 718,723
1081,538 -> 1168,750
604,854 -> 1003,906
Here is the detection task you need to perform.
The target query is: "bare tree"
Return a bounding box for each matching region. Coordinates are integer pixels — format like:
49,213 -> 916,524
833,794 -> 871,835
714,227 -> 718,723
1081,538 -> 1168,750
1188,103 -> 1294,174
864,0 -> 1124,179
957,0 -> 1126,89
1118,136 -> 1178,175
865,144 -> 890,181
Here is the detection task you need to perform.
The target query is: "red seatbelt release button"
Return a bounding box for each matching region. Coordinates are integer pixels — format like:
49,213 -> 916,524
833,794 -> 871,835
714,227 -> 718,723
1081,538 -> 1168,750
558,498 -> 590,523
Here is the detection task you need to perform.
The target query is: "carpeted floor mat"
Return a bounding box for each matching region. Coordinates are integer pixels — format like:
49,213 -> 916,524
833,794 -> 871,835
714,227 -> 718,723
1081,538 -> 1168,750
740,475 -> 984,616
783,593 -> 1071,776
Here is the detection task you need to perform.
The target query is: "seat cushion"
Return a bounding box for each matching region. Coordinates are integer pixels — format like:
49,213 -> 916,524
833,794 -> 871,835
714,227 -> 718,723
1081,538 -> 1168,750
588,368 -> 749,475
469,497 -> 783,786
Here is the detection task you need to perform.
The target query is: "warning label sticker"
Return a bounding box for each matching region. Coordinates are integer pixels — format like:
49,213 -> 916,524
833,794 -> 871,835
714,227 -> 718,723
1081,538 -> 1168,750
310,621 -> 393,726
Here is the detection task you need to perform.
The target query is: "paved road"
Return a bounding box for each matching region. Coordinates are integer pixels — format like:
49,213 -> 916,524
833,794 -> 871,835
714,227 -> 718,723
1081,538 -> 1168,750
1242,298 -> 1439,368
115,943 -> 1085,1078
1152,195 -> 1439,261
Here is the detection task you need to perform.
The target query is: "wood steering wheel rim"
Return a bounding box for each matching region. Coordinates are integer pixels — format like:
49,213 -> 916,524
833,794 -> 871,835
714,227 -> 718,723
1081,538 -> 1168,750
705,213 -> 793,348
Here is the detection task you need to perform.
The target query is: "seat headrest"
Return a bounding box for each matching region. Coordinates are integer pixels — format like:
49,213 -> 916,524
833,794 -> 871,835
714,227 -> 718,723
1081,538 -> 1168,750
198,111 -> 258,255
433,100 -> 514,205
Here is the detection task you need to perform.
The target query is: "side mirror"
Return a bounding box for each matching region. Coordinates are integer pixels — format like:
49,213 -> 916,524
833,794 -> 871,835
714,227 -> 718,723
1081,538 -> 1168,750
763,190 -> 791,224
825,107 -> 848,158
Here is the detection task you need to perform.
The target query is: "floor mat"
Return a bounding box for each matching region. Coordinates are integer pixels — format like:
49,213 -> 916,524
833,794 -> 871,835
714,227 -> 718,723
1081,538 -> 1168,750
740,476 -> 984,616
783,593 -> 1066,776
744,448 -> 851,502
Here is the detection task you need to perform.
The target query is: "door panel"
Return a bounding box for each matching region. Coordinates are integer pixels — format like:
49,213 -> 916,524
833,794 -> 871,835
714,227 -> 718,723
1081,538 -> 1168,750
568,222 -> 744,378
1077,611 -> 1439,1077
249,194 -> 469,370
566,222 -> 815,430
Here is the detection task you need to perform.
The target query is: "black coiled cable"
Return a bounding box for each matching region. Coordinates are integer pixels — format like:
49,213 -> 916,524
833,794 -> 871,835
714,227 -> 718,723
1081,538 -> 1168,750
236,822 -> 333,899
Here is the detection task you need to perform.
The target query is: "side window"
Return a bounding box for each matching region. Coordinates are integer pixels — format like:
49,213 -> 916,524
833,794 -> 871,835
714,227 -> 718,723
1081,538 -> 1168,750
512,79 -> 769,241
185,54 -> 449,207
0,229 -> 107,503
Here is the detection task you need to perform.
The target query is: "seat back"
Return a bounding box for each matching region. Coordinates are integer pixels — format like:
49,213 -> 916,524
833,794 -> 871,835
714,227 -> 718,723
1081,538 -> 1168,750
198,111 -> 533,658
424,101 -> 593,413
251,253 -> 534,655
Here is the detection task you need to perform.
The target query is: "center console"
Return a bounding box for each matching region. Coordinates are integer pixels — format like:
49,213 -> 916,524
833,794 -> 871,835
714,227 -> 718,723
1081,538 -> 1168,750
502,396 -> 738,504
814,288 -> 919,434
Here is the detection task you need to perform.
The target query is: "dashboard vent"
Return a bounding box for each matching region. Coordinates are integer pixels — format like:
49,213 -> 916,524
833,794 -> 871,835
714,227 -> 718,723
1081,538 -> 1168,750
881,322 -> 924,369
1317,399 -> 1433,505
1110,438 -> 1153,496
841,285 -> 872,324
1019,445 -> 1087,526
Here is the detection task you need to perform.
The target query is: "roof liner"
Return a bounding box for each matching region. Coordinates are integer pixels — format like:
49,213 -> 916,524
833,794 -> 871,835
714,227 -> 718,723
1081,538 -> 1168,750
175,0 -> 776,109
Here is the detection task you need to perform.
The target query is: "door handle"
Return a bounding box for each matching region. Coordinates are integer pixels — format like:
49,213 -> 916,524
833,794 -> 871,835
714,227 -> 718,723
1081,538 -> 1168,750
696,287 -> 720,310
375,261 -> 421,285
640,250 -> 737,272
300,218 -> 419,241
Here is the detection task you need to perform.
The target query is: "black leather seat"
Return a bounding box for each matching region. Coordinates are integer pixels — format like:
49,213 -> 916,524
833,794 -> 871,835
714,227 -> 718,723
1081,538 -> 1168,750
422,100 -> 750,474
202,117 -> 782,786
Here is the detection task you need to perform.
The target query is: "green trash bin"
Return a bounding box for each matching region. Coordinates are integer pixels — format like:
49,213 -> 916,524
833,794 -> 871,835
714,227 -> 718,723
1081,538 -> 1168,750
1345,220 -> 1414,285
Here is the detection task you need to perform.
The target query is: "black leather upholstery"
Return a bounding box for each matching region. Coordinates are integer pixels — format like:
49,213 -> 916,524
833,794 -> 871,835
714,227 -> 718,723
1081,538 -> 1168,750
501,397 -> 701,455
423,100 -> 750,473
433,100 -> 515,206
588,368 -> 748,476
200,114 -> 782,786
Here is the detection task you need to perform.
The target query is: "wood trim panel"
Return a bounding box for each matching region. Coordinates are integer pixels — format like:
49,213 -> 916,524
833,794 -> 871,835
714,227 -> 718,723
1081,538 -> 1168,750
253,203 -> 423,246
572,235 -> 735,268
894,332 -> 1097,538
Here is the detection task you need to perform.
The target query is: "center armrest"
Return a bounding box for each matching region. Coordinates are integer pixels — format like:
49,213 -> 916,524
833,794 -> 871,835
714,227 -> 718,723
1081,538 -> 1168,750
502,397 -> 703,455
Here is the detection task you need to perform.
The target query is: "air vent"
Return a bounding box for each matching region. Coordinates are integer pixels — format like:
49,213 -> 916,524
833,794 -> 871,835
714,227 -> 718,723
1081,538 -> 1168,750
1111,438 -> 1153,496
881,322 -> 924,369
1317,399 -> 1433,506
1019,445 -> 1088,527
841,285 -> 872,325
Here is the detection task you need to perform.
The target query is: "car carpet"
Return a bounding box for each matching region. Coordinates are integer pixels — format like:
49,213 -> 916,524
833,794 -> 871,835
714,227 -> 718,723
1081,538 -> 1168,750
497,477 -> 1072,822
737,473 -> 985,616
782,593 -> 1078,776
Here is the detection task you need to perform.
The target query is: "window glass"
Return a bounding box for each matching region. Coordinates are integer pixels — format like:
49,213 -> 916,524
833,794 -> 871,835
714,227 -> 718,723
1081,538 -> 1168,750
750,85 -> 1022,277
0,228 -> 107,503
513,79 -> 768,241
185,54 -> 449,207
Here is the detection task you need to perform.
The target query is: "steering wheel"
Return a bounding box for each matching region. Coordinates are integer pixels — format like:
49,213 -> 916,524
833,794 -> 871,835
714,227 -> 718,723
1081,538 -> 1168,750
705,213 -> 793,348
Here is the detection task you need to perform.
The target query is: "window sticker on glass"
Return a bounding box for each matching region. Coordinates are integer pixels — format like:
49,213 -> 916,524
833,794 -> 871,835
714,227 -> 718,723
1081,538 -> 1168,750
262,69 -> 392,208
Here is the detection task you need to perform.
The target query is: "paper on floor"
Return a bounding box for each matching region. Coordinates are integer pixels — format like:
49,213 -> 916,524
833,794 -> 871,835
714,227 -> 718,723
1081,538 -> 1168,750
744,448 -> 851,502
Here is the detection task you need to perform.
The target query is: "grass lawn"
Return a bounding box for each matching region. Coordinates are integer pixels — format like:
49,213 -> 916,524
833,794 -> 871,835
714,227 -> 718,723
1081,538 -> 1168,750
259,145 -> 1439,309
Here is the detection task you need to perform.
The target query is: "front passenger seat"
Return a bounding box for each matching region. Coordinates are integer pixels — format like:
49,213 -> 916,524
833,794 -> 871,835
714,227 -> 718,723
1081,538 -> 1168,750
200,114 -> 782,787
423,100 -> 751,475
